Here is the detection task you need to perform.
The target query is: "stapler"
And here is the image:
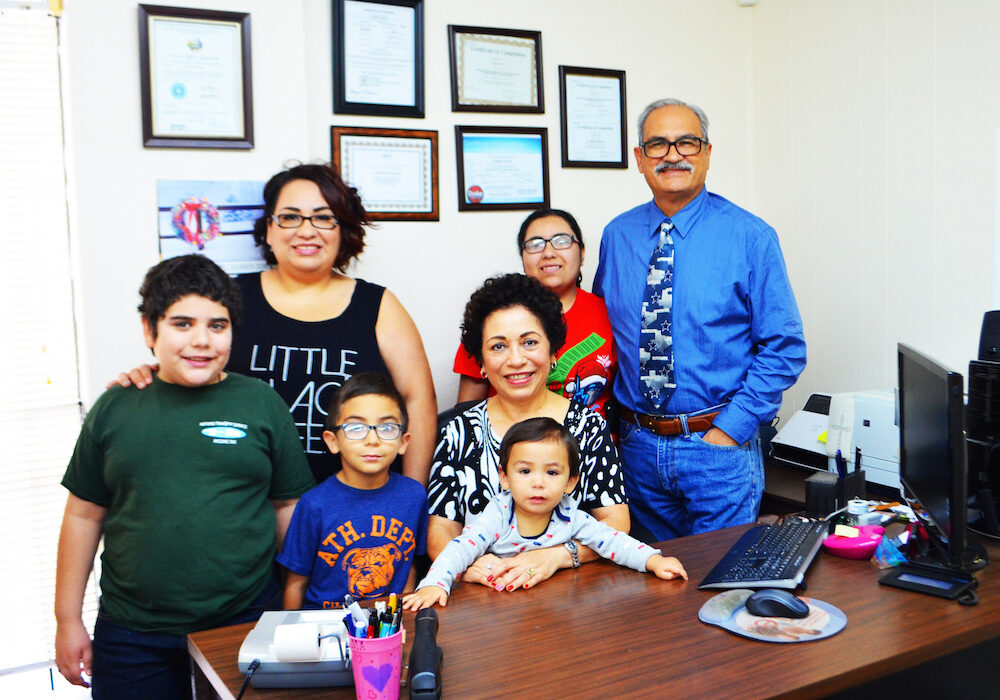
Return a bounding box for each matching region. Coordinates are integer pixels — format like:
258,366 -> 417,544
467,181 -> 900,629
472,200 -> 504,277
237,610 -> 353,689
408,608 -> 443,700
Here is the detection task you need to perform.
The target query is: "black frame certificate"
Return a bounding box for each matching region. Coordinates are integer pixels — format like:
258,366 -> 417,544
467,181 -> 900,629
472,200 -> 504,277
559,65 -> 627,168
333,0 -> 424,117
455,125 -> 549,212
332,126 -> 438,221
138,4 -> 254,149
448,25 -> 543,113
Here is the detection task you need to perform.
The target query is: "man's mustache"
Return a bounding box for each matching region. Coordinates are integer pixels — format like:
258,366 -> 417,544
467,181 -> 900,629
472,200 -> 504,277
655,161 -> 694,174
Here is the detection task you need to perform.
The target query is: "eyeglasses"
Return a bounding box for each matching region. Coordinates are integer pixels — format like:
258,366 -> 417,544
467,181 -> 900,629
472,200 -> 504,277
522,233 -> 578,254
270,213 -> 339,230
334,422 -> 405,441
638,137 -> 706,158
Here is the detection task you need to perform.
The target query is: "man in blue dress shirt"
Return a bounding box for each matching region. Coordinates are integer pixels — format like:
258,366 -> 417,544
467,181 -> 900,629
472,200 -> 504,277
594,98 -> 806,541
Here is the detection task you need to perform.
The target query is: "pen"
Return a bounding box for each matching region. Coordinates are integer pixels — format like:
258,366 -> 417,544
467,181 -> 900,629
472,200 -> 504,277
388,608 -> 402,636
389,592 -> 398,615
854,446 -> 862,473
343,613 -> 355,638
835,449 -> 846,479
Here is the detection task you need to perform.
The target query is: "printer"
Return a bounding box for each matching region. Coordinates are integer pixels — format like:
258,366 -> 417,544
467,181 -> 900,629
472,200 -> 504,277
237,610 -> 352,689
771,391 -> 900,490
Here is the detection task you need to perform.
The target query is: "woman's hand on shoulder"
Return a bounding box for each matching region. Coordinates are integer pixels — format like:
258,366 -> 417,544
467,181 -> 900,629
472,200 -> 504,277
106,363 -> 157,389
461,552 -> 504,588
488,546 -> 572,592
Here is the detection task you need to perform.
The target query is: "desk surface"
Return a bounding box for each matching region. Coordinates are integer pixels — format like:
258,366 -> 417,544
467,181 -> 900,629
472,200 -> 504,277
189,525 -> 1000,700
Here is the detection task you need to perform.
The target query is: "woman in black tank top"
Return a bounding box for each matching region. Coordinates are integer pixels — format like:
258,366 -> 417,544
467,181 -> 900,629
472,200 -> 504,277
115,164 -> 437,485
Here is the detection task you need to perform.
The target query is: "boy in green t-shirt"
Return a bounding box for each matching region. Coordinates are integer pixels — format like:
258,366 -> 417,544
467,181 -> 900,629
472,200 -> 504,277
54,255 -> 314,699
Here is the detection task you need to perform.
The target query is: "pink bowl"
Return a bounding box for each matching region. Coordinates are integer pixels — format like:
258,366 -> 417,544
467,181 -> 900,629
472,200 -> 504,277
822,524 -> 885,560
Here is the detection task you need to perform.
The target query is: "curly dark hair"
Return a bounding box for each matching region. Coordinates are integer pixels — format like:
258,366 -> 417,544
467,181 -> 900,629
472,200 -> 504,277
252,162 -> 369,271
460,273 -> 567,365
138,254 -> 242,340
516,208 -> 585,287
499,417 -> 581,478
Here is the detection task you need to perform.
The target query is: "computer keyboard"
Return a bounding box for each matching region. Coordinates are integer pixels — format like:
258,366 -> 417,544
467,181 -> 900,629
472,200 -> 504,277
698,520 -> 828,590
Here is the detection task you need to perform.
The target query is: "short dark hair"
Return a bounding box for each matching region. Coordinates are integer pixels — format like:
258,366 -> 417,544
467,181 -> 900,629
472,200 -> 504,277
324,371 -> 408,432
460,273 -> 567,365
252,162 -> 369,271
499,417 -> 581,478
137,254 -> 242,340
517,209 -> 586,287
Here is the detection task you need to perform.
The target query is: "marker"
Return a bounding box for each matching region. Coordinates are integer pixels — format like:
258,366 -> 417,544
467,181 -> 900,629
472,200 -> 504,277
343,613 -> 355,638
344,594 -> 368,627
355,620 -> 368,638
367,608 -> 379,638
835,449 -> 847,479
389,593 -> 398,615
388,608 -> 402,636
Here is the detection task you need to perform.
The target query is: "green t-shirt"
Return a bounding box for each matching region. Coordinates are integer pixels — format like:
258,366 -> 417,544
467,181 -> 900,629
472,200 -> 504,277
62,373 -> 315,634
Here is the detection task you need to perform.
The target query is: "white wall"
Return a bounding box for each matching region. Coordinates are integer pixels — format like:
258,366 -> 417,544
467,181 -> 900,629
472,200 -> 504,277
749,0 -> 1000,419
65,0 -> 754,409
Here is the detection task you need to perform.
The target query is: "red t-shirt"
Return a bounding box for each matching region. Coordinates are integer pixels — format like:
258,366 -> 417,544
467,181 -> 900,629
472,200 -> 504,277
452,289 -> 617,416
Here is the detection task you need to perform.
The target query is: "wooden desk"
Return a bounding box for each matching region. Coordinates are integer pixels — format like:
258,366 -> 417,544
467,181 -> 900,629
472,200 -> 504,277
189,525 -> 1000,699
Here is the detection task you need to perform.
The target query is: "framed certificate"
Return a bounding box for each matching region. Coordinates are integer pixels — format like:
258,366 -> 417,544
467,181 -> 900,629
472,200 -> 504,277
448,25 -> 543,113
455,126 -> 549,212
333,0 -> 424,117
332,126 -> 438,221
138,5 -> 254,149
559,66 -> 627,168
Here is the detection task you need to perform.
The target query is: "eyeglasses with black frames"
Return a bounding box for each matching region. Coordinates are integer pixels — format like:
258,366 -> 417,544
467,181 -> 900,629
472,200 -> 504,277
521,233 -> 578,254
638,137 -> 706,159
335,422 -> 405,441
270,213 -> 339,230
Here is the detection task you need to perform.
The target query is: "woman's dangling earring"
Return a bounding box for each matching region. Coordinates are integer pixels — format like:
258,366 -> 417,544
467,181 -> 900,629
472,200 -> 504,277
480,367 -> 487,379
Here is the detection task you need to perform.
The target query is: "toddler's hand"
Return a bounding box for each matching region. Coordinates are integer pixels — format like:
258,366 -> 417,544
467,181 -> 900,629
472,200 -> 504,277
402,586 -> 448,611
647,554 -> 688,581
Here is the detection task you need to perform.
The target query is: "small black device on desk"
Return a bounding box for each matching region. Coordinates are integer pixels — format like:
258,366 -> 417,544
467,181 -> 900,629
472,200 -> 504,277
879,561 -> 978,601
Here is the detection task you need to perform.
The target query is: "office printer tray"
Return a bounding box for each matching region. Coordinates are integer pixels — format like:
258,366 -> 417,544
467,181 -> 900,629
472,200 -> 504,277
237,610 -> 353,688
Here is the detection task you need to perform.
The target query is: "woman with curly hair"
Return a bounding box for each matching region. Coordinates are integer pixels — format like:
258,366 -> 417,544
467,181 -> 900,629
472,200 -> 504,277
452,209 -> 617,417
427,273 -> 628,592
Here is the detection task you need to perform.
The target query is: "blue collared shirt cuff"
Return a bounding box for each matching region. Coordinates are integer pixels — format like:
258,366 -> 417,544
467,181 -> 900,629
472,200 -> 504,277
712,403 -> 759,446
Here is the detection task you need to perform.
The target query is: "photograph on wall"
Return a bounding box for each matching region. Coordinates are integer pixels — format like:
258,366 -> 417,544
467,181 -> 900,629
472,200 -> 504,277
157,179 -> 266,274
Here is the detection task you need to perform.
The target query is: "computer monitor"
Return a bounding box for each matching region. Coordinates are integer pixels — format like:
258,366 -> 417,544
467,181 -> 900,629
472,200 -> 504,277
897,343 -> 986,571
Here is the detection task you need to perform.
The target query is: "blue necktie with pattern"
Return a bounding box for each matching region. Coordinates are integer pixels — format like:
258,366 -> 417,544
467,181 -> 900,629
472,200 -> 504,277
639,220 -> 676,410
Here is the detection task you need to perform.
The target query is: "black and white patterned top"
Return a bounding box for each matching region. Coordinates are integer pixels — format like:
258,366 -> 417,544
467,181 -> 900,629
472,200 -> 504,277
427,400 -> 627,525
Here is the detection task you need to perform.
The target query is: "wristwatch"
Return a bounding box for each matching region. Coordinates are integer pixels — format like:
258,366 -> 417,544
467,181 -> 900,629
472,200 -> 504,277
564,540 -> 581,568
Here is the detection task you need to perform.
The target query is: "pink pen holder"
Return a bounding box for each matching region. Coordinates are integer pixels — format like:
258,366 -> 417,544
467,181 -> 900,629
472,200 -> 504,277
347,630 -> 403,700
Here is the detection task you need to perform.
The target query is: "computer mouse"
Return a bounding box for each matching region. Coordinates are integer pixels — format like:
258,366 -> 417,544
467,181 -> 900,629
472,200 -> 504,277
744,589 -> 810,619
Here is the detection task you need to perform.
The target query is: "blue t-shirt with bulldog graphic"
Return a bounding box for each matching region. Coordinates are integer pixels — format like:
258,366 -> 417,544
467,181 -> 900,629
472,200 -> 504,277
278,472 -> 427,607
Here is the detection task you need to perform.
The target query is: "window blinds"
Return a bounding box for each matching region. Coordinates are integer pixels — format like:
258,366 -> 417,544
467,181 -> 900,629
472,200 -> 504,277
0,8 -> 97,671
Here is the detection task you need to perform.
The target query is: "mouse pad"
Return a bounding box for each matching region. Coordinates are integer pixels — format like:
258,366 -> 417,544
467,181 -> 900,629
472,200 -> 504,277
698,589 -> 847,643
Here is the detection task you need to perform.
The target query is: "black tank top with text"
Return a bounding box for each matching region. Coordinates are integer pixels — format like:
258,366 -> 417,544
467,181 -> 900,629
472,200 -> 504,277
230,273 -> 390,481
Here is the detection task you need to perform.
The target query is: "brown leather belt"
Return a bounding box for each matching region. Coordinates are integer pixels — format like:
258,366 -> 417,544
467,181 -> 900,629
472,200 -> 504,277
620,406 -> 721,437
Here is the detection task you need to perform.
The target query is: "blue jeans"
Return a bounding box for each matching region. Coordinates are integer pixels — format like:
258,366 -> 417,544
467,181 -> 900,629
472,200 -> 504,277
91,573 -> 282,700
619,417 -> 764,542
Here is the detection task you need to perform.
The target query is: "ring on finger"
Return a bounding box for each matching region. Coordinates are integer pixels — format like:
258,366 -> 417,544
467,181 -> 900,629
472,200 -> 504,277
526,568 -> 535,577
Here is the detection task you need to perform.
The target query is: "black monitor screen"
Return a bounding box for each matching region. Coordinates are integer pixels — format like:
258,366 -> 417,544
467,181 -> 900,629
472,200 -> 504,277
897,343 -> 967,557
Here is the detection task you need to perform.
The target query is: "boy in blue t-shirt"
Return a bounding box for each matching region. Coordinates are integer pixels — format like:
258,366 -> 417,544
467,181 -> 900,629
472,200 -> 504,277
279,372 -> 428,607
